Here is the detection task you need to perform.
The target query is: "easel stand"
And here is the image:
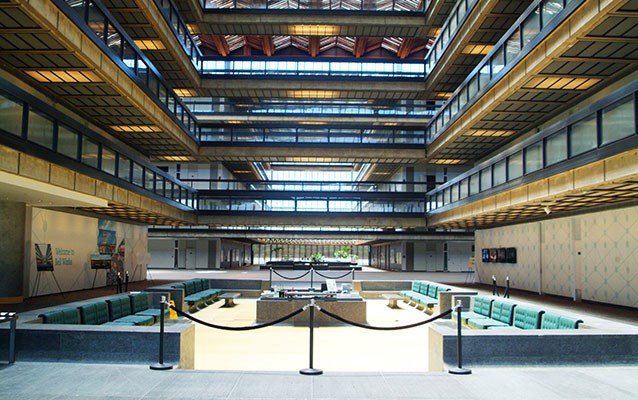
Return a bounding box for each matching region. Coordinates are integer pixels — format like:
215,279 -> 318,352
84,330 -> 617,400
31,270 -> 64,297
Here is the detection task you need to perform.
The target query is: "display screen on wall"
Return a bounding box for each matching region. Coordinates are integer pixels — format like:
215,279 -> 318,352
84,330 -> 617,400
481,248 -> 490,262
482,247 -> 517,264
506,248 -> 517,263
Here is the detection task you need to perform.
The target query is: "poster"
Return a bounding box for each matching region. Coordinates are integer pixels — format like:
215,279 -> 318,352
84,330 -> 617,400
35,243 -> 53,271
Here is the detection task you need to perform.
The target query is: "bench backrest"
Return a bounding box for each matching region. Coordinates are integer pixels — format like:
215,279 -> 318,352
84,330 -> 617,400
426,283 -> 438,298
78,302 -> 109,325
192,279 -> 203,292
418,281 -> 429,295
130,293 -> 149,313
411,281 -> 420,292
541,312 -> 583,329
512,306 -> 543,329
472,296 -> 493,317
107,296 -> 133,320
490,301 -> 515,325
40,308 -> 81,324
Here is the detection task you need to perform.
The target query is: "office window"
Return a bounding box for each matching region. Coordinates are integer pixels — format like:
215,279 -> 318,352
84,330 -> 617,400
478,64 -> 490,91
601,96 -> 635,145
81,136 -> 99,168
542,0 -> 564,27
101,146 -> 116,175
570,114 -> 597,156
145,169 -> 155,191
522,7 -> 540,47
508,151 -> 523,180
27,110 -> 54,149
0,94 -> 23,136
493,159 -> 507,186
459,178 -> 469,199
132,163 -> 144,186
545,128 -> 567,165
451,184 -> 459,203
57,125 -> 79,159
469,173 -> 480,195
480,167 -> 492,191
118,154 -> 131,181
525,141 -> 543,174
491,46 -> 505,76
505,29 -> 521,63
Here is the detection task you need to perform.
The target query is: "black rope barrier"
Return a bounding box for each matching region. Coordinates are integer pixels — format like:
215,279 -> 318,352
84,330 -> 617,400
317,307 -> 454,331
313,269 -> 354,280
169,303 -> 306,331
271,269 -> 312,281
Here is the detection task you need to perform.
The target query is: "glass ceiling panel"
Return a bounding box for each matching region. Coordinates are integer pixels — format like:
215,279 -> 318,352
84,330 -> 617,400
203,0 -> 424,11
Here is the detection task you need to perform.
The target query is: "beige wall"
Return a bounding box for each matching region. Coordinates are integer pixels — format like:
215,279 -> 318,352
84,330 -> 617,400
25,208 -> 148,297
475,205 -> 638,308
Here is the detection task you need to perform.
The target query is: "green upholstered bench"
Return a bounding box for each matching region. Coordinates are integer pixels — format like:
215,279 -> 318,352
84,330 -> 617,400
39,308 -> 81,324
488,306 -> 543,330
78,302 -> 109,325
129,292 -> 168,323
468,300 -> 515,329
541,312 -> 583,329
400,281 -> 450,310
452,296 -> 493,324
172,279 -> 222,312
105,296 -> 154,326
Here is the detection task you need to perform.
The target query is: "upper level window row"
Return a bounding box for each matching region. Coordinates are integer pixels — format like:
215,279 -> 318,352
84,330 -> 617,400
0,92 -> 197,209
63,0 -> 199,139
427,0 -> 577,142
425,0 -> 479,74
201,60 -> 425,79
426,91 -> 636,212
201,0 -> 425,12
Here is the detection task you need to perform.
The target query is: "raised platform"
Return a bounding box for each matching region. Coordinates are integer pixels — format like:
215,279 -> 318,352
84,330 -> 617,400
260,261 -> 361,270
256,292 -> 366,326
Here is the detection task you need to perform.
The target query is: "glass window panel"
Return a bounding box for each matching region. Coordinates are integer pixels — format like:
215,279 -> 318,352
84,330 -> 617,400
468,76 -> 479,99
480,167 -> 492,190
545,128 -> 567,165
542,0 -> 563,28
87,3 -> 106,40
505,29 -> 521,63
450,184 -> 459,202
508,151 -> 523,180
570,114 -> 597,156
479,64 -> 491,90
491,46 -> 505,76
132,163 -> 144,186
459,178 -> 469,199
469,173 -> 480,195
493,159 -> 507,186
106,23 -> 121,57
145,170 -> 155,191
101,146 -> 116,175
118,154 -> 131,181
601,96 -> 635,145
81,136 -> 99,168
0,94 -> 23,136
525,141 -> 543,174
27,110 -> 54,149
522,7 -> 540,47
57,125 -> 78,159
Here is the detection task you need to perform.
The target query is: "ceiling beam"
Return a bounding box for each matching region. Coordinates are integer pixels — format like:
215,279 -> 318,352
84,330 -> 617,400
262,36 -> 274,56
309,36 -> 320,57
201,35 -> 230,56
354,37 -> 368,58
397,38 -> 416,59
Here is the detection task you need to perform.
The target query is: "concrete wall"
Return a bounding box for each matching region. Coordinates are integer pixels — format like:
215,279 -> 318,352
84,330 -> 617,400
26,208 -> 148,296
475,205 -> 638,308
412,241 -> 473,272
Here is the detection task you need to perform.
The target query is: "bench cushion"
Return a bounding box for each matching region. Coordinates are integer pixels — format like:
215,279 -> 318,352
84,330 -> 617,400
541,312 -> 583,329
40,308 -> 81,324
512,306 -> 543,329
78,302 -> 109,325
472,296 -> 493,318
107,296 -> 133,320
490,301 -> 515,325
129,293 -> 150,314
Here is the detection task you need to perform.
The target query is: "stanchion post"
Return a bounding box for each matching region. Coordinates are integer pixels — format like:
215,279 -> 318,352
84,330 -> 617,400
310,268 -> 314,290
300,298 -> 323,375
492,275 -> 498,296
125,271 -> 129,292
504,276 -> 510,298
269,268 -> 273,289
449,300 -> 471,375
351,268 -> 355,281
150,296 -> 174,370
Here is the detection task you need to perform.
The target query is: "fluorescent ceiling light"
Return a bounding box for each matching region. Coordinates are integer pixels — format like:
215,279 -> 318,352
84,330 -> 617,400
134,39 -> 166,50
287,90 -> 340,99
110,125 -> 162,133
24,70 -> 102,83
288,25 -> 341,36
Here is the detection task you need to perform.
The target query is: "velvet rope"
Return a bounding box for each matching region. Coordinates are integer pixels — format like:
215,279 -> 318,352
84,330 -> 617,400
168,303 -> 306,331
313,269 -> 353,280
271,269 -> 311,280
317,307 -> 454,331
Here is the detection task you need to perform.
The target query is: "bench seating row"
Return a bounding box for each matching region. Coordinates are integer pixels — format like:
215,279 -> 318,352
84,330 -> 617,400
171,279 -> 222,312
453,295 -> 583,330
399,280 -> 451,309
39,293 -> 167,326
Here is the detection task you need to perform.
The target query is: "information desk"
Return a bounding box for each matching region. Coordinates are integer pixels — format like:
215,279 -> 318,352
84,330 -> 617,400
257,291 -> 366,326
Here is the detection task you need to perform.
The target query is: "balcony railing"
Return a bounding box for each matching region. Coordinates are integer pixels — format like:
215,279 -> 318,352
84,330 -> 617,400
426,0 -> 584,143
153,0 -> 203,72
184,179 -> 430,192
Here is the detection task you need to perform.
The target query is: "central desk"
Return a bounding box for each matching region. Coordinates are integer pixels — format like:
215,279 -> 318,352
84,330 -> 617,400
256,292 -> 366,326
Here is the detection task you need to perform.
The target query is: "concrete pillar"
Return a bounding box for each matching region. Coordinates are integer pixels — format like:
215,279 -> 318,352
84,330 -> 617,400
0,202 -> 26,302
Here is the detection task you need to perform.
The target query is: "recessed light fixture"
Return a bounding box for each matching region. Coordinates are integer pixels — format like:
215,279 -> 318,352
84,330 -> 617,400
466,129 -> 515,137
462,44 -> 494,55
110,125 -> 162,133
173,88 -> 198,97
288,25 -> 340,36
134,39 -> 166,50
432,159 -> 466,165
287,90 -> 340,99
24,70 -> 103,83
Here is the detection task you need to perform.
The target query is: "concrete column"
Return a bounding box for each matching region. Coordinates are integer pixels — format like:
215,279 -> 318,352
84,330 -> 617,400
0,202 -> 26,302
